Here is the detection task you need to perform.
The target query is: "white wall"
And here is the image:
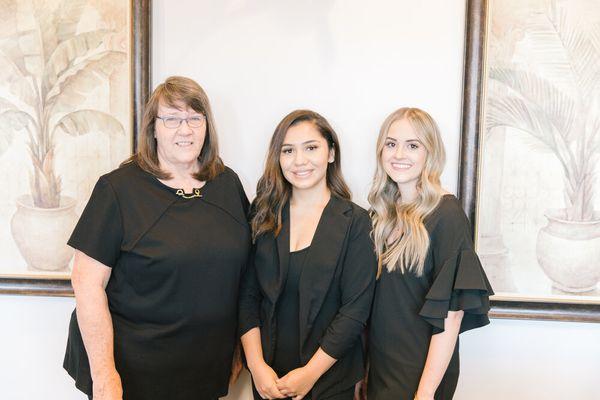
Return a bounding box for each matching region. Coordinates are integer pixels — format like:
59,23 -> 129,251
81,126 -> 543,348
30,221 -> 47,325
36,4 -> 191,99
0,295 -> 83,400
152,0 -> 466,201
1,1 -> 599,399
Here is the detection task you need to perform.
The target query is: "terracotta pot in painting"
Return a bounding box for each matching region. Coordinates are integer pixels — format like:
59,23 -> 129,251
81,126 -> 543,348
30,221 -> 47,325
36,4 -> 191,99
536,209 -> 600,293
10,195 -> 78,271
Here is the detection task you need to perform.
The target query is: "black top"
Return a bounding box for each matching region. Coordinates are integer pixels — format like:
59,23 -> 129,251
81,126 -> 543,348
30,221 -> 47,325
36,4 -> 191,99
368,195 -> 494,400
63,161 -> 251,400
272,246 -> 310,376
239,196 -> 377,399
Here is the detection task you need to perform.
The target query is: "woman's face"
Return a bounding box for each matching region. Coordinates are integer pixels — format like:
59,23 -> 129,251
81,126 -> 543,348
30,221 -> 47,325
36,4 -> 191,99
279,121 -> 334,193
154,100 -> 206,171
381,118 -> 428,189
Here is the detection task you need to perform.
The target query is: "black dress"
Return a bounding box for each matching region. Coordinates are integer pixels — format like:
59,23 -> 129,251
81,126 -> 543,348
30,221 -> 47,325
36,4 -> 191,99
368,195 -> 493,400
63,161 -> 251,400
266,249 -> 357,400
272,246 -> 308,378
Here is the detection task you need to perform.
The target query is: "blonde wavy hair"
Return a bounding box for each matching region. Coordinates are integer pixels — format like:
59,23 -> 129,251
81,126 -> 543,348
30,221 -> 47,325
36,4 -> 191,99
368,107 -> 446,277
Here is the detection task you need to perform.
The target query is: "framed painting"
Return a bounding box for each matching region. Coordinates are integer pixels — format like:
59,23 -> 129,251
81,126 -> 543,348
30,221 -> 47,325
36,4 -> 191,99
460,0 -> 600,321
0,0 -> 151,296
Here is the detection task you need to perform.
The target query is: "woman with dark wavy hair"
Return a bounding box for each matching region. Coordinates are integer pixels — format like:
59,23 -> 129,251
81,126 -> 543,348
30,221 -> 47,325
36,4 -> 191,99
239,110 -> 376,400
63,76 -> 251,400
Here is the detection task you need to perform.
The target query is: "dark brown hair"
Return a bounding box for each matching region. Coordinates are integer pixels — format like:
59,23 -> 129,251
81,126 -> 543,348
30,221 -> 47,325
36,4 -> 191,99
251,109 -> 351,240
125,76 -> 224,180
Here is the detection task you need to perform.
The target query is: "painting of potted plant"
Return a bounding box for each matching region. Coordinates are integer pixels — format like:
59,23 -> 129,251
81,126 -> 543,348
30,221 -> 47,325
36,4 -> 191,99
485,3 -> 600,293
0,0 -> 128,272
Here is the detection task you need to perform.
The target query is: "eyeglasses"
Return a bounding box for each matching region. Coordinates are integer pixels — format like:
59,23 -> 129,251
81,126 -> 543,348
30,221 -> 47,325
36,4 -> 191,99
156,115 -> 205,129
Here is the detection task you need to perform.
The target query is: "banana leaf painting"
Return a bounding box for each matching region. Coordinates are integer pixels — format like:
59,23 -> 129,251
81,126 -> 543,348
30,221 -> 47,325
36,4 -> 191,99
0,0 -> 133,286
474,0 -> 600,309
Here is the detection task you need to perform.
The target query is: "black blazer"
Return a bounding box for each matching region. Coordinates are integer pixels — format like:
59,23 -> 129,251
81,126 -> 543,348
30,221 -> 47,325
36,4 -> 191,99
239,195 -> 376,399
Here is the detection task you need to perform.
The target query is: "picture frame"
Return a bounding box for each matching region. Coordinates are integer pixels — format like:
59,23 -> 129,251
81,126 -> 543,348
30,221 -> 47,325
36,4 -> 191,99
459,0 -> 600,322
0,0 -> 151,296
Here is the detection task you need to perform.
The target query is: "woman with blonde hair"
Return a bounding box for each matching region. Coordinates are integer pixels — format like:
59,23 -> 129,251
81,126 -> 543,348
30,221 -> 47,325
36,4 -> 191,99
365,107 -> 493,400
239,109 -> 376,400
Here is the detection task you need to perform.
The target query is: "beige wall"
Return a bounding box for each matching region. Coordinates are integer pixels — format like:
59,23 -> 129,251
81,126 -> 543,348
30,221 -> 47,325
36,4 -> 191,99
1,1 -> 599,399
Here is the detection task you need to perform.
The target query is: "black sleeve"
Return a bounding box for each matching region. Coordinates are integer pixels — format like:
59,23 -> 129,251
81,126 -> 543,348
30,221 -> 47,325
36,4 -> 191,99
238,245 -> 263,337
233,170 -> 250,218
418,207 -> 494,334
320,210 -> 377,359
67,177 -> 123,268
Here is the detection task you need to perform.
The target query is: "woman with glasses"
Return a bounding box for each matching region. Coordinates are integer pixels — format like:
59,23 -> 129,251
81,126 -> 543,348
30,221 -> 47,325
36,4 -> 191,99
63,76 -> 251,400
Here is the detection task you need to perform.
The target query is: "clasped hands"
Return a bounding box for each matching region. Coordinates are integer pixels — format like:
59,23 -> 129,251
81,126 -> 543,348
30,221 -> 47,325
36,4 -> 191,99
250,361 -> 318,400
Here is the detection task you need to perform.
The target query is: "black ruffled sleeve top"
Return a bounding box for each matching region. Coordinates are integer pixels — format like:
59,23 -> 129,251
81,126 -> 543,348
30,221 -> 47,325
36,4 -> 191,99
368,194 -> 493,400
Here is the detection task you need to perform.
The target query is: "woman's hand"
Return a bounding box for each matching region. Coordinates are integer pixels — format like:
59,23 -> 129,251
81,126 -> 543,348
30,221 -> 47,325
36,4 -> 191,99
249,361 -> 285,399
275,367 -> 319,400
92,369 -> 122,400
241,328 -> 284,399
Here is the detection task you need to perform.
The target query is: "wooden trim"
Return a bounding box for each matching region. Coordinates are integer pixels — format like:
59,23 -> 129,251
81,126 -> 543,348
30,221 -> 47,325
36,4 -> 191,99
490,301 -> 600,323
0,278 -> 73,297
458,0 -> 487,225
132,0 -> 152,151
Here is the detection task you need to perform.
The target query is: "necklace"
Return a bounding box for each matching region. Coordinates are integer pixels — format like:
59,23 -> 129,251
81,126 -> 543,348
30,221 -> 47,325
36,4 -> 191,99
175,188 -> 202,199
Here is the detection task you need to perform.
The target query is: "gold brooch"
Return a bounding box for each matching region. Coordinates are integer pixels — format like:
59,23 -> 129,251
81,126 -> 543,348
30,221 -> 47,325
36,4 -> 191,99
175,188 -> 202,199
